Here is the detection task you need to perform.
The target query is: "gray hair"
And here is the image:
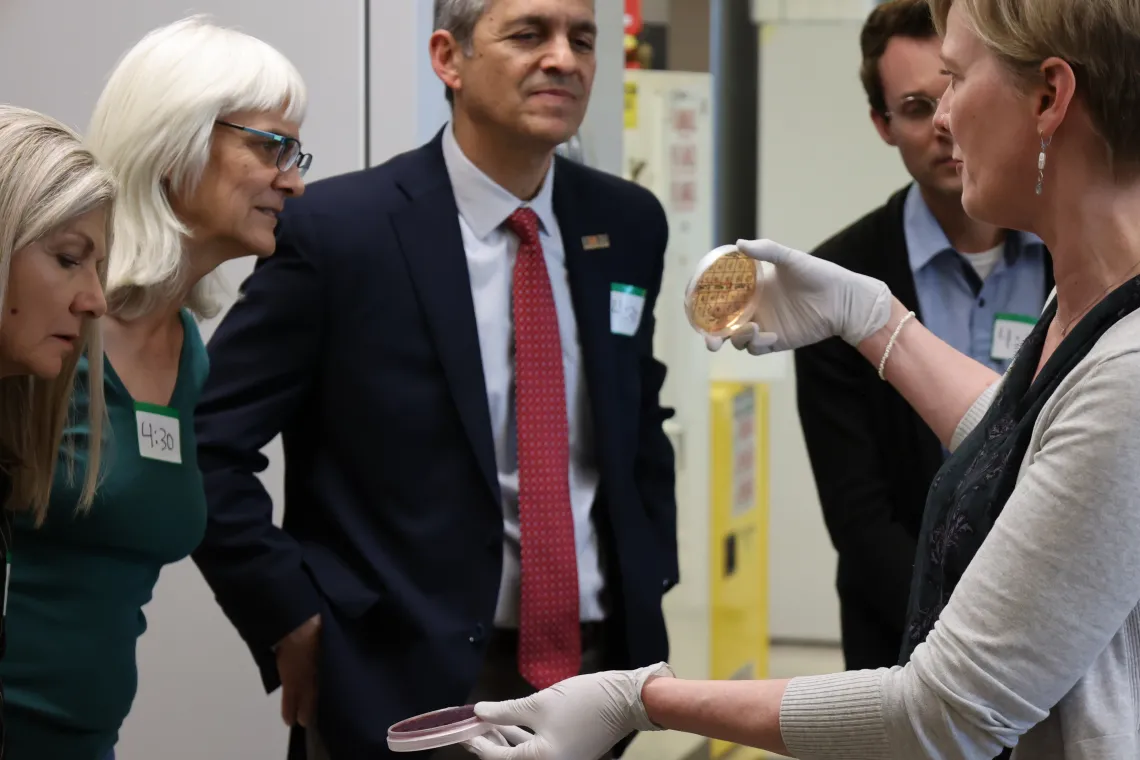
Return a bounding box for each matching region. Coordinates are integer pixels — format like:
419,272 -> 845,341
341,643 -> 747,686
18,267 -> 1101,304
434,0 -> 487,49
434,0 -> 488,104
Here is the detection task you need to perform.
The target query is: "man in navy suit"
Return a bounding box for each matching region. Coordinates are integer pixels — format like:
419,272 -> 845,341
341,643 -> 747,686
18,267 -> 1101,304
191,0 -> 677,757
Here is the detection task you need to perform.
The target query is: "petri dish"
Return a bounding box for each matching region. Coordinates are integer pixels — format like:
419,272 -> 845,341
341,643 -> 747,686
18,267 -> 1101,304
387,705 -> 503,753
684,244 -> 762,338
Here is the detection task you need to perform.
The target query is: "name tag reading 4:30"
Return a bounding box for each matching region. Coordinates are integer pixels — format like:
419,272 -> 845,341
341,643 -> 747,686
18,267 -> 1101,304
135,401 -> 182,465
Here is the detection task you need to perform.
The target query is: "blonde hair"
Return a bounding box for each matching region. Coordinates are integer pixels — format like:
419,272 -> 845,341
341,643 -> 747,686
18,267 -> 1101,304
928,0 -> 1140,171
88,15 -> 308,321
0,105 -> 115,524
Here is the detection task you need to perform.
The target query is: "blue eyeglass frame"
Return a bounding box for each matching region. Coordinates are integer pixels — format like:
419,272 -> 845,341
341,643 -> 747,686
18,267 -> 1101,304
215,120 -> 312,177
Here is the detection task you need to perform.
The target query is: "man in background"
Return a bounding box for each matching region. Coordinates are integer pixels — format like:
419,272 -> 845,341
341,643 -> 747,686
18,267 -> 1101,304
191,0 -> 677,758
794,0 -> 1052,670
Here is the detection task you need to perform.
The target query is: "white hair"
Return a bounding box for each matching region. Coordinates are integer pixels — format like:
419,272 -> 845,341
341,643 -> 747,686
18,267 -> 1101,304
88,15 -> 308,320
0,104 -> 115,524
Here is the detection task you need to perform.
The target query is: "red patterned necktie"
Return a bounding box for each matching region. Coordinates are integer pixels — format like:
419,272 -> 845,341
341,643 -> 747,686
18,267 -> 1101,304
505,207 -> 581,690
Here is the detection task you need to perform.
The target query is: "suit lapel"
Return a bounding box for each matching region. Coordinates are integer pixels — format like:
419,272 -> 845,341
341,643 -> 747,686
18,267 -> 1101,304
390,136 -> 500,506
553,163 -> 617,463
884,188 -> 942,463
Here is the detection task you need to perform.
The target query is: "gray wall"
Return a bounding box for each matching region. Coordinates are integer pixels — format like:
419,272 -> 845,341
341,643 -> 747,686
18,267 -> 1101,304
758,20 -> 911,642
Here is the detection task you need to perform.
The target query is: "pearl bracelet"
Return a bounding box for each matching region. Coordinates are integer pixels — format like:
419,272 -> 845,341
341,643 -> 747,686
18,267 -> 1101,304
877,311 -> 915,381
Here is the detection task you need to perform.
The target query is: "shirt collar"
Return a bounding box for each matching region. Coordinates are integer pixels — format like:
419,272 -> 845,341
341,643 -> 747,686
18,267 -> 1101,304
441,121 -> 557,241
903,182 -> 1044,273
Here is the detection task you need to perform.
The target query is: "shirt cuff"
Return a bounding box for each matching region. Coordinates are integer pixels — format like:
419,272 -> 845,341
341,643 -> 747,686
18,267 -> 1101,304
780,670 -> 892,759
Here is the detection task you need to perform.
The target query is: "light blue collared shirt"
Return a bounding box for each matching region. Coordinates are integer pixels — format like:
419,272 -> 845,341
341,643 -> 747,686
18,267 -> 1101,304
903,183 -> 1048,375
440,123 -> 606,627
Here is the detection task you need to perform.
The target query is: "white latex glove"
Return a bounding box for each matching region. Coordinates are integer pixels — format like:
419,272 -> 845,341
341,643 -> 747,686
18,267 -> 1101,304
462,663 -> 675,760
704,238 -> 892,355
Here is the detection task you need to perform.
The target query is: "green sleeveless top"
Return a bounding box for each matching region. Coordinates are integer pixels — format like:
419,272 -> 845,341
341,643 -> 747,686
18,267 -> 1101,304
0,309 -> 208,760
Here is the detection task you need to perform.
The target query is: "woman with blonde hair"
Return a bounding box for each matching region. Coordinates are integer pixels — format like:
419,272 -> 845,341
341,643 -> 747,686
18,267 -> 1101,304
463,0 -> 1140,758
0,16 -> 310,760
0,103 -> 113,756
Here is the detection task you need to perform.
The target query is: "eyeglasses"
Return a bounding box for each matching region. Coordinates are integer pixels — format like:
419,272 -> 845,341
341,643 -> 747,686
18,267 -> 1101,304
883,94 -> 941,125
215,120 -> 312,177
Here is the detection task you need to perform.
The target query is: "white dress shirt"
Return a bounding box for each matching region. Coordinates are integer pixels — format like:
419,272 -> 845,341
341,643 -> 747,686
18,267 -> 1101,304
441,123 -> 605,627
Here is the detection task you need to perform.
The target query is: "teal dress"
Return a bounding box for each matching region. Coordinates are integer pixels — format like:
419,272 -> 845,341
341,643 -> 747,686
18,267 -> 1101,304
0,309 -> 208,759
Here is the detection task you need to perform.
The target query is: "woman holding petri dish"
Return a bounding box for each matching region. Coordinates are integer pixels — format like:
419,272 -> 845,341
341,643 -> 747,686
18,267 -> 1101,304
0,17 -> 310,760
462,0 -> 1140,758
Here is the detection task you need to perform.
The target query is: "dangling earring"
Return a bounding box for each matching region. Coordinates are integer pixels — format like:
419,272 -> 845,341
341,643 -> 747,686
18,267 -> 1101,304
1036,135 -> 1052,195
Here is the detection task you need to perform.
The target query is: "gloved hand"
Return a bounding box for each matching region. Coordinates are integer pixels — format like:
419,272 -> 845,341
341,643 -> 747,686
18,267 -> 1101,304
704,238 -> 893,355
461,663 -> 675,760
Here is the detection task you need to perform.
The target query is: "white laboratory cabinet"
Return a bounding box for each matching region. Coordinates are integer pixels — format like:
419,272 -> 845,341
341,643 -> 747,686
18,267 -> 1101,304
621,69 -> 716,760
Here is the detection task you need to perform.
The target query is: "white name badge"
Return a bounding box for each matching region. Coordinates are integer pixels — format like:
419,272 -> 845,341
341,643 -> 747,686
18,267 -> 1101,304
610,283 -> 646,337
991,313 -> 1036,362
135,402 -> 182,464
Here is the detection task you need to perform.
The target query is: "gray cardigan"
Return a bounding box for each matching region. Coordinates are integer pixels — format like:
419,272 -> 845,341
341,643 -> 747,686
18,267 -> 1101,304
779,307 -> 1140,760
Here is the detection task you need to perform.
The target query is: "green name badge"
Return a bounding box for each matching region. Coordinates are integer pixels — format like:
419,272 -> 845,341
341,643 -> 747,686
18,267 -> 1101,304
610,283 -> 646,337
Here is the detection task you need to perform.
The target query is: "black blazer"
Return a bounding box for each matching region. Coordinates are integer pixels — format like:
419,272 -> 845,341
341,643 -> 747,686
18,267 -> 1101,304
191,131 -> 678,759
793,186 -> 1052,669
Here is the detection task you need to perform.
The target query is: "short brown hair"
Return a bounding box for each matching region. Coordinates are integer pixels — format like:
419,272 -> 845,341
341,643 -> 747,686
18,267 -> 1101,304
860,0 -> 938,116
929,0 -> 1140,172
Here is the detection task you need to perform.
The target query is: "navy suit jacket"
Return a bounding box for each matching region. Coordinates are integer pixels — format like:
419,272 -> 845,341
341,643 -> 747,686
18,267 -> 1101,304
191,130 -> 678,759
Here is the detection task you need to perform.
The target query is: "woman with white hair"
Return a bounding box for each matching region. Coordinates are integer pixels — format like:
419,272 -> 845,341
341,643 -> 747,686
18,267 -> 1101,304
0,17 -> 309,760
0,103 -> 112,758
464,0 -> 1140,759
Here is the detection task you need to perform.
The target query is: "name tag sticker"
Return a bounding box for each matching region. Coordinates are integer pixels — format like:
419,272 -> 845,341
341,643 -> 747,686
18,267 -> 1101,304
991,313 -> 1036,361
610,283 -> 646,336
135,402 -> 182,464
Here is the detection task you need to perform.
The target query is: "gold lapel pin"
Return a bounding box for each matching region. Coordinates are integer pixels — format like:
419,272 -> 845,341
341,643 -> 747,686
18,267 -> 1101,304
581,234 -> 610,250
